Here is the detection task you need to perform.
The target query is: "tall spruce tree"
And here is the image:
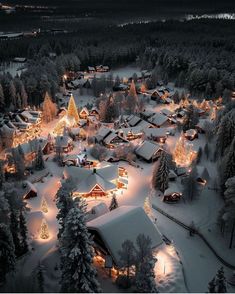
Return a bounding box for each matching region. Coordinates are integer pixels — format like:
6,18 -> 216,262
10,209 -> 21,257
60,201 -> 101,293
34,145 -> 45,170
19,210 -> 29,255
152,151 -> 169,193
56,180 -> 75,240
0,224 -> 16,285
182,166 -> 200,201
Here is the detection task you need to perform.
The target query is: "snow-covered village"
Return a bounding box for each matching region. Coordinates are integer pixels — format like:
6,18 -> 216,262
0,1 -> 235,293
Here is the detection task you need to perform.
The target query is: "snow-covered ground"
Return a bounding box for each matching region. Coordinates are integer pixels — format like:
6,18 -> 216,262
5,74 -> 235,293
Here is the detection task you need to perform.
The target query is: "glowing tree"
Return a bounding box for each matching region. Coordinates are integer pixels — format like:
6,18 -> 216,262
173,133 -> 196,167
126,80 -> 139,114
42,92 -> 57,123
41,198 -> 48,213
40,219 -> 49,239
67,94 -> 79,123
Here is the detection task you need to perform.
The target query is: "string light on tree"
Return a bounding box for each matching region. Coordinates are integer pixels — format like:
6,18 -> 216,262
40,219 -> 50,240
173,132 -> 197,167
41,197 -> 48,213
67,94 -> 79,123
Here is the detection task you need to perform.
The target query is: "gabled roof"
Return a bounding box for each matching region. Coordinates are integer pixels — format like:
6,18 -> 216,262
126,115 -> 142,127
80,107 -> 89,115
161,108 -> 174,117
196,166 -> 210,181
164,182 -> 182,196
87,206 -> 163,266
103,132 -> 128,145
144,127 -> 168,138
63,164 -> 118,194
55,135 -> 72,148
148,113 -> 168,127
135,140 -> 162,161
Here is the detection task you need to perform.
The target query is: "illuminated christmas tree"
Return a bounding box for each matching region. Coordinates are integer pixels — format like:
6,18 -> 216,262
40,219 -> 49,239
42,92 -> 57,123
41,198 -> 48,213
173,133 -> 196,167
67,94 -> 79,123
53,119 -> 67,135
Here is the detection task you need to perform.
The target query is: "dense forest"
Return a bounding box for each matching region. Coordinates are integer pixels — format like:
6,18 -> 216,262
0,19 -> 234,112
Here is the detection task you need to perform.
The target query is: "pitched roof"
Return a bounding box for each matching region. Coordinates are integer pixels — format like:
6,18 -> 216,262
164,182 -> 182,196
63,164 -> 118,194
148,113 -> 168,126
87,206 -> 163,266
135,140 -> 162,161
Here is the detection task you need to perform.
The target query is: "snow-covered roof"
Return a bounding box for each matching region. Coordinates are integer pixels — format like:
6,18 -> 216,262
144,127 -> 168,138
103,132 -> 128,145
87,206 -> 163,265
119,126 -> 143,136
24,181 -> 37,193
135,140 -> 162,161
185,129 -> 198,137
149,113 -> 168,127
55,135 -> 72,148
12,138 -> 47,156
0,123 -> 16,137
64,164 -> 118,194
196,165 -> 210,181
80,107 -> 89,115
96,126 -> 112,140
161,108 -> 174,117
164,182 -> 182,196
126,115 -> 142,127
70,127 -> 81,135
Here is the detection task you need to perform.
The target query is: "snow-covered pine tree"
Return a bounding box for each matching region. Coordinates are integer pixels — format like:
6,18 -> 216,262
60,202 -> 101,293
0,159 -> 5,189
222,176 -> 235,249
216,109 -> 235,157
135,256 -> 158,293
118,239 -> 136,282
34,145 -> 45,170
182,105 -> 199,131
182,166 -> 200,202
36,262 -> 45,293
104,94 -> 119,122
208,277 -> 216,293
56,180 -> 75,240
0,191 -> 10,223
152,151 -> 169,193
10,208 -> 21,257
0,224 -> 16,285
216,267 -> 227,293
19,210 -> 28,255
221,137 -> 235,191
109,194 -> 118,211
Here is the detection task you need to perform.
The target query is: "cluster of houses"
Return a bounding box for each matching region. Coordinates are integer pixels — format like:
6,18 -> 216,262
0,109 -> 42,149
88,65 -> 110,73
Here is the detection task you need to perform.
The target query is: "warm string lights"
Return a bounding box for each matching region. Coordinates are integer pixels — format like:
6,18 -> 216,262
173,133 -> 197,167
40,219 -> 50,239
